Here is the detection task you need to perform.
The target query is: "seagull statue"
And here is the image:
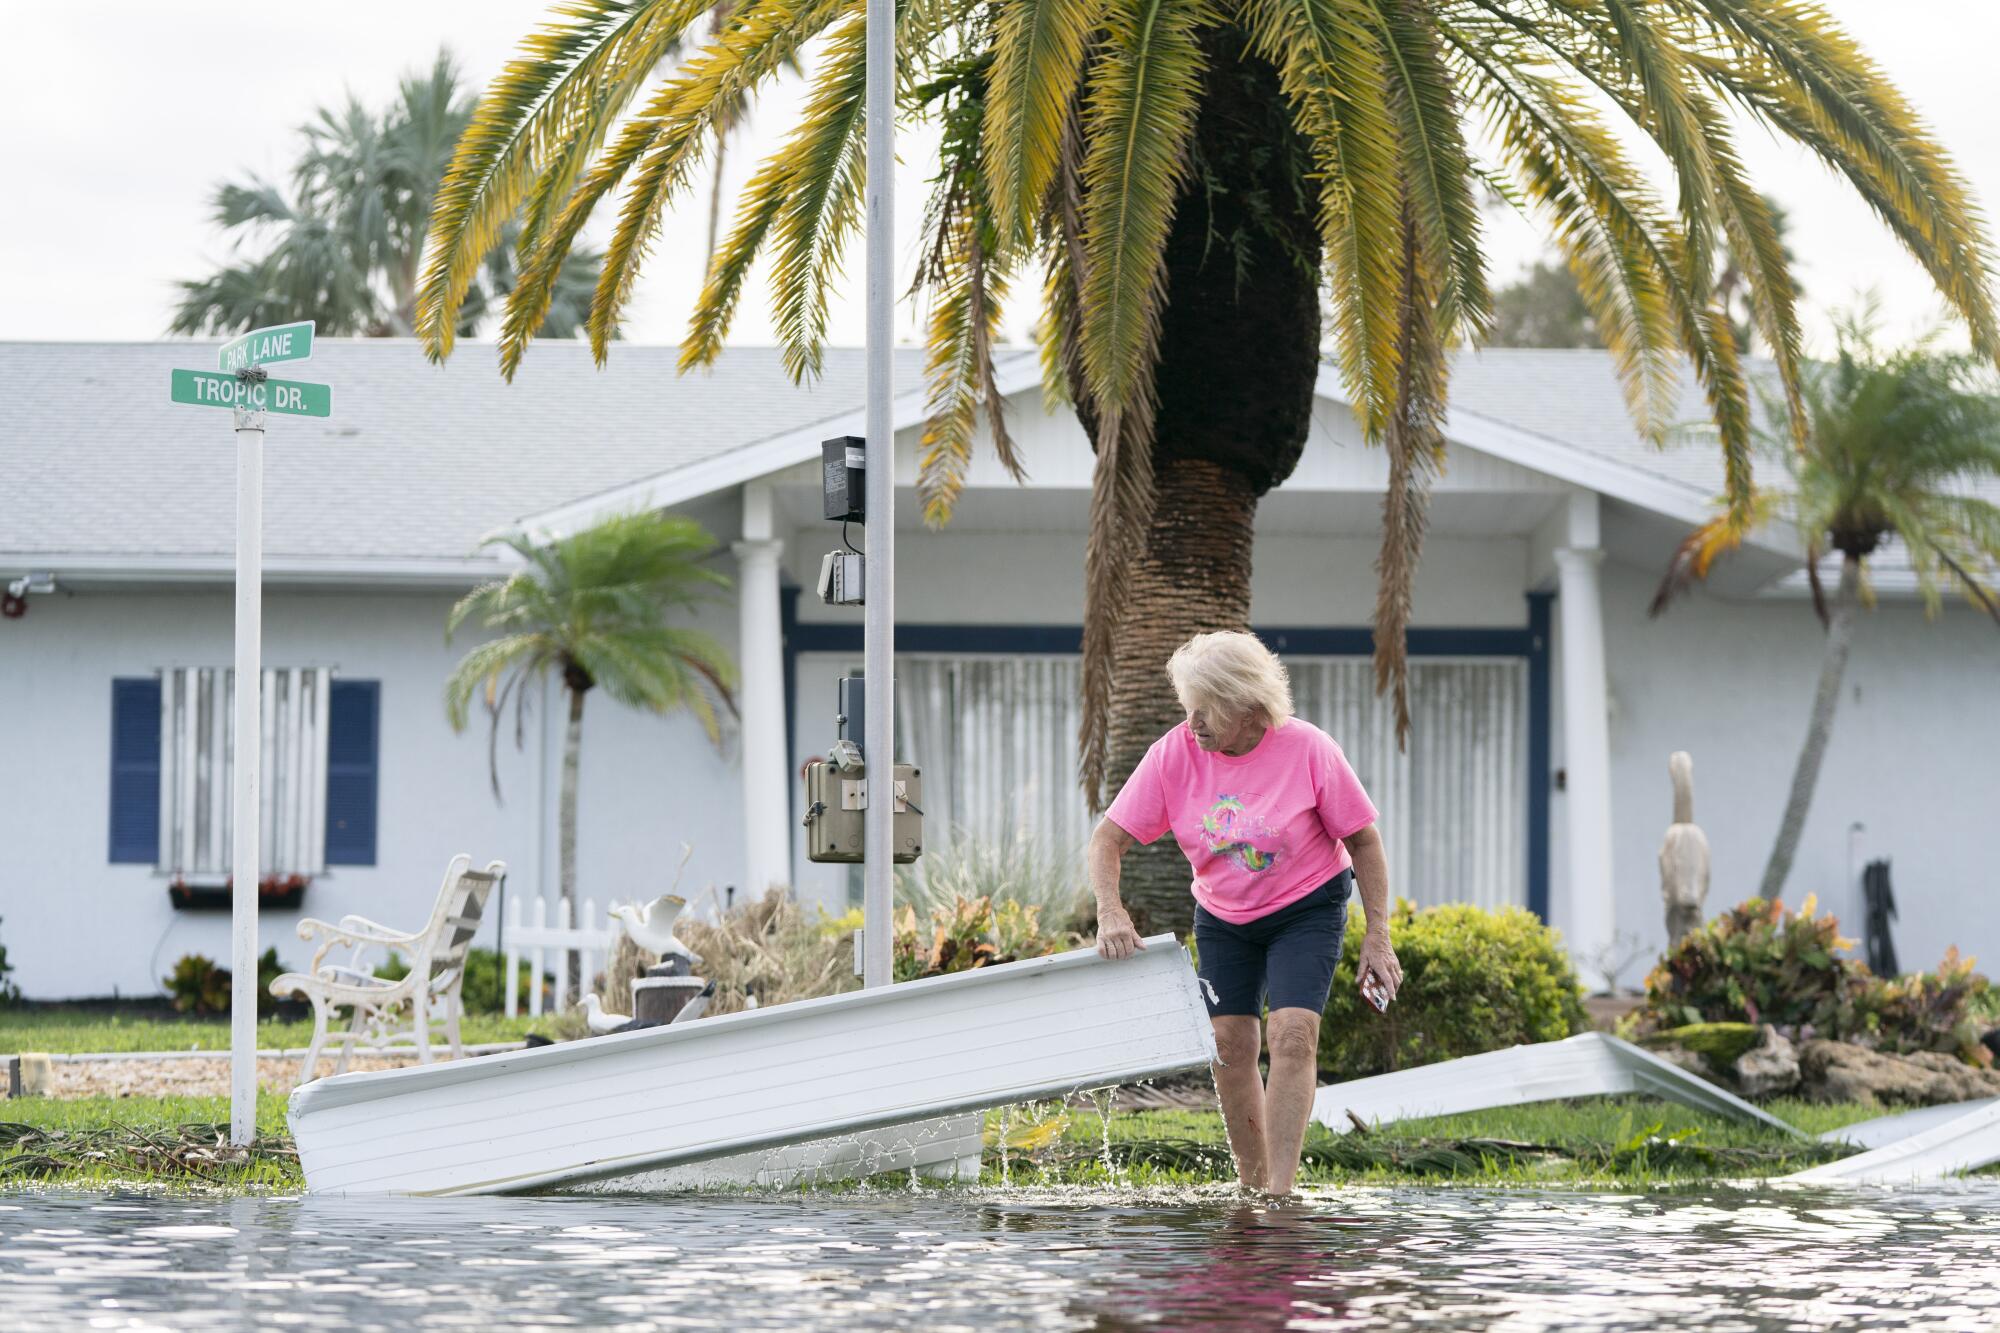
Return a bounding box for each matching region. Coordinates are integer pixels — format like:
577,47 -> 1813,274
609,894 -> 703,966
581,993 -> 633,1035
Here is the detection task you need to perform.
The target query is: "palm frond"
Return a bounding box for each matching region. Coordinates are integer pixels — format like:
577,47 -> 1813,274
768,8 -> 874,381
1591,0 -> 1721,295
1363,0 -> 1489,335
415,0 -> 699,361
1446,26 -> 1684,440
1075,0 -> 1209,430
1372,205 -> 1450,747
501,0 -> 856,377
1675,0 -> 2000,359
919,210 -> 1019,526
1245,0 -> 1404,435
982,0 -> 1103,245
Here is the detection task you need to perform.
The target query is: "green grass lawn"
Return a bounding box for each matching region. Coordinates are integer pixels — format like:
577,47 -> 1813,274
0,1010 -> 549,1054
1,1093 -> 299,1191
3,1092 -> 1894,1196
978,1096 -> 1897,1190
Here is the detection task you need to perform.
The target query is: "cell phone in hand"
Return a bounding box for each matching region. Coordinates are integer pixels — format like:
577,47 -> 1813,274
1360,968 -> 1391,1014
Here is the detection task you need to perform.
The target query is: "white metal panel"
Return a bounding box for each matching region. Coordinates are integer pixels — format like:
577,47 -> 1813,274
571,1113 -> 985,1192
1311,1032 -> 1799,1136
291,936 -> 1213,1195
1820,1096 -> 2000,1151
1790,1098 -> 2000,1185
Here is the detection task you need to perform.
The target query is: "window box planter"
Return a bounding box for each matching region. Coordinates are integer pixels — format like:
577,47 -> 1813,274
168,873 -> 311,913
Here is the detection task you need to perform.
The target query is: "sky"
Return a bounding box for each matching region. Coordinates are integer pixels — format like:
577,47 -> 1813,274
3,1 -> 1998,357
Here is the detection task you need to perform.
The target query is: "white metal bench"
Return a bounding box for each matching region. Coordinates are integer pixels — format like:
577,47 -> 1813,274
270,855 -> 506,1083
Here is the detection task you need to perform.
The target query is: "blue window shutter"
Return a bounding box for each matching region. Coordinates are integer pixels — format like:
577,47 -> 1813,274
325,680 -> 380,866
109,677 -> 162,863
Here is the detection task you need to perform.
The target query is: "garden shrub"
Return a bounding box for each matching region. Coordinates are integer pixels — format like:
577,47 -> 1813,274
165,954 -> 232,1016
373,947 -> 535,1012
891,895 -> 1079,982
168,948 -> 292,1017
1853,947 -> 1994,1063
897,832 -> 1090,932
1319,900 -> 1588,1079
1643,895 -> 1864,1036
1644,897 -> 1994,1061
675,889 -> 859,1014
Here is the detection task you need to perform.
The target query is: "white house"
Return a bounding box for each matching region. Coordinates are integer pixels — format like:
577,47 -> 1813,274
3,338 -> 1993,1000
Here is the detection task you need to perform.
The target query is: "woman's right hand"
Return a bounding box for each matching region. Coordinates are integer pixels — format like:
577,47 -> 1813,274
1094,905 -> 1145,960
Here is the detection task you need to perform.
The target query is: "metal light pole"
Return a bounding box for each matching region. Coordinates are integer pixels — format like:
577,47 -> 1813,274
230,404 -> 265,1144
861,0 -> 895,989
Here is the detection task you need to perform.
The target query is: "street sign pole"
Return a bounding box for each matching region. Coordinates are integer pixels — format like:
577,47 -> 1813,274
861,0 -> 895,989
230,401 -> 264,1146
170,321 -> 321,1147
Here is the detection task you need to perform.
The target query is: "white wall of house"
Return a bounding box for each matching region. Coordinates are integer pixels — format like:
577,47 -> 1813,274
9,507 -> 1989,1000
0,588 -> 744,999
1598,561 -> 2000,977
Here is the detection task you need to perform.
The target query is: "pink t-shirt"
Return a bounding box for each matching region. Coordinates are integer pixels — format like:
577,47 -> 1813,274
1105,718 -> 1378,924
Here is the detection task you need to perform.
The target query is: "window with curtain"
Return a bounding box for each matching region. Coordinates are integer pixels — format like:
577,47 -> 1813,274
890,653 -> 1526,910
157,666 -> 332,879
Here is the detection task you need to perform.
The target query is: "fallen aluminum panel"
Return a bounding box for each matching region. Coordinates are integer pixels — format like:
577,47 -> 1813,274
1820,1097 -> 2000,1151
1791,1097 -> 2000,1185
291,935 -> 1212,1195
568,1113 -> 984,1193
1311,1032 -> 1799,1136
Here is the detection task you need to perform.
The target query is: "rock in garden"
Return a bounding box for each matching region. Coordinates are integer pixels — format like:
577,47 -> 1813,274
1648,1042 -> 1723,1083
1799,1039 -> 2000,1107
1733,1025 -> 1800,1098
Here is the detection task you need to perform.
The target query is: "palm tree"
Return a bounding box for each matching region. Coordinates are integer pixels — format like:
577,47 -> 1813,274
445,513 -> 740,911
171,51 -> 602,339
1655,318 -> 2000,900
413,0 -> 1998,929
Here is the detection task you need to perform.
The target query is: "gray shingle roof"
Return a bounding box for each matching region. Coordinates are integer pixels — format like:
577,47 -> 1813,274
15,341 -> 1956,574
0,340 -> 927,563
1447,346 -> 1745,498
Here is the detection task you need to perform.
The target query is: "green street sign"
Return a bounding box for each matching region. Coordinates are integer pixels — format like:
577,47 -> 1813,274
171,368 -> 332,418
218,320 -> 315,372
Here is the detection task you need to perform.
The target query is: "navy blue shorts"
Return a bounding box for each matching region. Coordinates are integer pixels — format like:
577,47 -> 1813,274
1193,870 -> 1353,1017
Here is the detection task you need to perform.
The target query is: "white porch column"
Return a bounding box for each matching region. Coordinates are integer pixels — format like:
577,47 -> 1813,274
733,482 -> 791,896
1554,523 -> 1615,992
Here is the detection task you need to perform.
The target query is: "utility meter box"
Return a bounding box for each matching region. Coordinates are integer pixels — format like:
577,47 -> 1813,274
803,761 -> 922,863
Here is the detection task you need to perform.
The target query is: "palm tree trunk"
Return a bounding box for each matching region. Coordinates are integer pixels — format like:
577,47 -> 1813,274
1759,556 -> 1860,899
1096,26 -> 1321,935
1108,462 -> 1262,932
560,685 -> 585,1004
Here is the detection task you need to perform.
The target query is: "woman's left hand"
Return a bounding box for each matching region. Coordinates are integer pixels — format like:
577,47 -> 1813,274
1356,928 -> 1402,1002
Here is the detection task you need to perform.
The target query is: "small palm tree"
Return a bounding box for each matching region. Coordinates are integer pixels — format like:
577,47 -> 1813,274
445,513 -> 740,909
1657,318 -> 2000,899
171,51 -> 602,339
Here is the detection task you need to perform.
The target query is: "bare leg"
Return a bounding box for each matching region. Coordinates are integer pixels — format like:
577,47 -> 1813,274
1261,1007 -> 1322,1195
1211,1015 -> 1268,1191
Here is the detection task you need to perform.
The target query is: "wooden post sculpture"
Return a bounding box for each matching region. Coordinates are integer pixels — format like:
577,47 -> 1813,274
1659,751 -> 1711,945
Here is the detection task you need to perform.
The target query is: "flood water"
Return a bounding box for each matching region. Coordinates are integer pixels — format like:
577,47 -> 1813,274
4,1183 -> 1999,1331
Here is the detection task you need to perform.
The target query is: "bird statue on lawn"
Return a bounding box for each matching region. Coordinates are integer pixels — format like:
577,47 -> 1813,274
610,894 -> 703,968
581,993 -> 633,1035
1659,751 -> 1711,946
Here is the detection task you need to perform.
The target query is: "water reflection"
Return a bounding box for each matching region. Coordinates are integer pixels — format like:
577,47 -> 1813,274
0,1183 -> 1996,1330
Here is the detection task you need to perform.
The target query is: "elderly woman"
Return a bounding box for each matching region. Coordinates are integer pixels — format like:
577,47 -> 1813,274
1091,630 -> 1402,1195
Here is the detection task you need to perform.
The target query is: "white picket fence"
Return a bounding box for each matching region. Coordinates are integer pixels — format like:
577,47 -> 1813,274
501,897 -> 619,1018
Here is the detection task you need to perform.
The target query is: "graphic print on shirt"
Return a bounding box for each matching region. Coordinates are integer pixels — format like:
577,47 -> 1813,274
1199,794 -> 1286,873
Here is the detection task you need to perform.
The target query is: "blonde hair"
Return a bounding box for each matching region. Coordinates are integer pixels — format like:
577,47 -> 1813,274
1166,631 -> 1294,728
